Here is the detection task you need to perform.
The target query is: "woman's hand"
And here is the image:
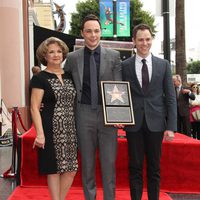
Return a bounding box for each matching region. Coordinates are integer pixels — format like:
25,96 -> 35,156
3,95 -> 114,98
33,136 -> 45,149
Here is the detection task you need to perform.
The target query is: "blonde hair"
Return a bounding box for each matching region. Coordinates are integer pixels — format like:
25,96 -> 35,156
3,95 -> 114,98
36,37 -> 69,66
172,74 -> 182,83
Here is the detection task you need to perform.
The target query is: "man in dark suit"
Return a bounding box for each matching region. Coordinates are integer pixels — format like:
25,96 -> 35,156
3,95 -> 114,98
172,74 -> 195,136
121,24 -> 177,200
64,14 -> 121,200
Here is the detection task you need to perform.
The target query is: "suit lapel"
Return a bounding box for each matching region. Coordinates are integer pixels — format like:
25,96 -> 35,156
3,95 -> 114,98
145,55 -> 159,94
131,56 -> 143,92
148,56 -> 156,90
77,48 -> 84,87
99,47 -> 106,80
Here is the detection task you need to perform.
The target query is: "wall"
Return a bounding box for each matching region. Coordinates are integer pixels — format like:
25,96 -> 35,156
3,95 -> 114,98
0,0 -> 25,108
0,1 -> 30,131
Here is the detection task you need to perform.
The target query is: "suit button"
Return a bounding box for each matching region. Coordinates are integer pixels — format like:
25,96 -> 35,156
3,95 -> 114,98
78,100 -> 81,103
79,90 -> 82,92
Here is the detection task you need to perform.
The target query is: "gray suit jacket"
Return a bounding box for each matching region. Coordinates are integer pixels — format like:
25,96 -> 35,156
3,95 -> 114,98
122,55 -> 177,132
64,46 -> 122,110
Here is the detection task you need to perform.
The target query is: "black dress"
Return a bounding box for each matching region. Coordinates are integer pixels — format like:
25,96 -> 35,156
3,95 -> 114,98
30,71 -> 78,174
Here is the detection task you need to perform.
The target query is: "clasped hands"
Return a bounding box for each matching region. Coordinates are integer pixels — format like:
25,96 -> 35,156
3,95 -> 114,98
114,124 -> 125,129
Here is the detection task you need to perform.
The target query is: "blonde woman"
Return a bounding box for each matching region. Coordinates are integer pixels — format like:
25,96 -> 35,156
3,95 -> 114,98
30,37 -> 78,200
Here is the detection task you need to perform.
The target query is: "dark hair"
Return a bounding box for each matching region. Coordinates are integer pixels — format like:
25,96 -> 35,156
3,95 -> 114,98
36,37 -> 69,66
32,66 -> 41,75
81,14 -> 101,31
132,24 -> 154,39
191,83 -> 199,95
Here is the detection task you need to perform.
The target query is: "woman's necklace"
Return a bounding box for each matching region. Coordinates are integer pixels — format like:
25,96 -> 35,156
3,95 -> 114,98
45,68 -> 64,75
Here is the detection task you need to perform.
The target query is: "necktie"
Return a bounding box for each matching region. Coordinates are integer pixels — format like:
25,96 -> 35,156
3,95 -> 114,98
90,51 -> 98,109
176,87 -> 180,99
141,59 -> 149,92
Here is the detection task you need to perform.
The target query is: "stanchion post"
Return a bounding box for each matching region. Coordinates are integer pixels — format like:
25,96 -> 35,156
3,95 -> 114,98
1,106 -> 27,178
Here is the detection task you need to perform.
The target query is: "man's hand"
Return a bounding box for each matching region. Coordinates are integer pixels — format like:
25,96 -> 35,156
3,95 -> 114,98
181,88 -> 190,94
164,130 -> 175,142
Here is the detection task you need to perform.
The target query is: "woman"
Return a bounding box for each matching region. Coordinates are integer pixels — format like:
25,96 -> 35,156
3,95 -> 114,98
189,83 -> 200,140
30,37 -> 78,200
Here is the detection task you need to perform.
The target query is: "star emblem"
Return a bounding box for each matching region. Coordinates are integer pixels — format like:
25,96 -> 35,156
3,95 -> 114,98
107,85 -> 125,103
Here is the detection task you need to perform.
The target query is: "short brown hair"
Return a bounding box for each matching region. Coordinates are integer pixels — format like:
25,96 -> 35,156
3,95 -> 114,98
81,14 -> 101,31
36,37 -> 69,66
132,24 -> 154,39
32,66 -> 41,75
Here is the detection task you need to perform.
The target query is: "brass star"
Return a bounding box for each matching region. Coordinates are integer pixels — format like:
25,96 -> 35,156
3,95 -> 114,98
107,85 -> 125,103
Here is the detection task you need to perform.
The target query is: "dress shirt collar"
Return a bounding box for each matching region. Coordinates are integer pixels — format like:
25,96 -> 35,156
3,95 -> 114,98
84,45 -> 100,55
136,53 -> 152,64
176,84 -> 182,90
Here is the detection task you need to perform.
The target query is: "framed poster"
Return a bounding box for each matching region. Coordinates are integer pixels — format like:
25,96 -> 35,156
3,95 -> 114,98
101,81 -> 134,125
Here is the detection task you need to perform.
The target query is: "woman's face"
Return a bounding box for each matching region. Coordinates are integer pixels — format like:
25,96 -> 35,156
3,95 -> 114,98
192,84 -> 198,92
45,43 -> 63,66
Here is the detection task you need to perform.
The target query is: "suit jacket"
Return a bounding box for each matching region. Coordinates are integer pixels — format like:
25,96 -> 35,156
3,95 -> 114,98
64,46 -> 122,110
122,55 -> 177,132
176,86 -> 195,117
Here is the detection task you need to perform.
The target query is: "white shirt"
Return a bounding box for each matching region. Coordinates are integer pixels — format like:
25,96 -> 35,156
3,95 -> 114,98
135,54 -> 152,87
189,93 -> 200,106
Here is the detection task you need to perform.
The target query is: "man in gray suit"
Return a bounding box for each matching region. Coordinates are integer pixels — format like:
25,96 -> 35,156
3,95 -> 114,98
64,14 -> 121,200
122,24 -> 177,200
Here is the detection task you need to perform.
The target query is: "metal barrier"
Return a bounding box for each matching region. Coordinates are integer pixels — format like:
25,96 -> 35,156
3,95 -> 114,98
0,107 -> 27,178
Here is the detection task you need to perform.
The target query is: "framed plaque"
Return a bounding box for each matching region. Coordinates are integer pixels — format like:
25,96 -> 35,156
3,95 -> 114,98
101,81 -> 135,125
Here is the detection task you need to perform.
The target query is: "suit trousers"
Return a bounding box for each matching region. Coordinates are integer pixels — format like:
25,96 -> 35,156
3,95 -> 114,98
126,119 -> 164,200
177,112 -> 191,136
76,104 -> 118,200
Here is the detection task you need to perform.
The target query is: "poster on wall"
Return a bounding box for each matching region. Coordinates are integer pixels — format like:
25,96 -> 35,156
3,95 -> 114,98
99,0 -> 114,37
116,0 -> 130,37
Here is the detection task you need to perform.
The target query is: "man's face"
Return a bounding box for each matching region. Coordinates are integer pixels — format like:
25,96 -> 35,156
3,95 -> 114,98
133,29 -> 152,58
173,78 -> 181,87
81,20 -> 101,50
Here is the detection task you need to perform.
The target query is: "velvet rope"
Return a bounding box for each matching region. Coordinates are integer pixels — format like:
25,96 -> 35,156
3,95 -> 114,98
16,109 -> 27,132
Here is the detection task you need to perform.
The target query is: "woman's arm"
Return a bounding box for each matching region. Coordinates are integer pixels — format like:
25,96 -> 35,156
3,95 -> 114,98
30,88 -> 45,149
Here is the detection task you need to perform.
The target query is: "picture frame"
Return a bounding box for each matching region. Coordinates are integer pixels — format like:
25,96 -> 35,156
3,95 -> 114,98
101,81 -> 135,125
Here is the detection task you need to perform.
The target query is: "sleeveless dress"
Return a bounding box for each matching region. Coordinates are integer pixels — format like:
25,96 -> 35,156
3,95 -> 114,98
30,71 -> 78,174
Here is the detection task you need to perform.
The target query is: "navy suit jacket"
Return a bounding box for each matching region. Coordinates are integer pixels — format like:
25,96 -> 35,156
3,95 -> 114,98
122,55 -> 177,132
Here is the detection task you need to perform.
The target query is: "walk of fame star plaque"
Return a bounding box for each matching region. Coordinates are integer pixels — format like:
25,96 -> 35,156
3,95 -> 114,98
101,81 -> 135,125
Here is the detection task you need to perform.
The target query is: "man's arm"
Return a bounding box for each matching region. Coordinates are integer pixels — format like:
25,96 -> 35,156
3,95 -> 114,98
112,51 -> 122,81
64,56 -> 71,72
163,60 -> 177,132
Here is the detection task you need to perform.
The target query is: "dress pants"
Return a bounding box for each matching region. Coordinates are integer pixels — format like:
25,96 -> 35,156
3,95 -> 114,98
126,119 -> 164,200
177,113 -> 191,136
76,104 -> 118,200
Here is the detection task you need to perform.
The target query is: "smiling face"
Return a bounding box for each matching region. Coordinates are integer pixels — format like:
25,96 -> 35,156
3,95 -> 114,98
191,84 -> 198,93
45,43 -> 63,66
133,29 -> 152,58
81,20 -> 101,50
